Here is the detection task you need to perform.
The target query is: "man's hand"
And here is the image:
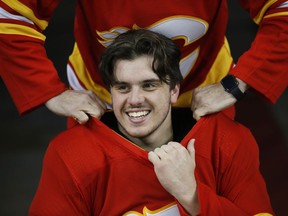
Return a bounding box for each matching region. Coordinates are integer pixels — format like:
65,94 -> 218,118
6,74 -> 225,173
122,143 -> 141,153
148,139 -> 199,215
191,78 -> 248,120
45,89 -> 107,124
191,83 -> 236,120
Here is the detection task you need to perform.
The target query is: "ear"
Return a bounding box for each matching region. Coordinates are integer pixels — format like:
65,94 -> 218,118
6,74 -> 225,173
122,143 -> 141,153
170,84 -> 180,103
110,89 -> 114,108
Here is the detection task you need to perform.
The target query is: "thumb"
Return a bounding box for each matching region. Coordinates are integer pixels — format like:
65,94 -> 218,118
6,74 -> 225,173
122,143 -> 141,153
193,108 -> 208,121
73,111 -> 90,124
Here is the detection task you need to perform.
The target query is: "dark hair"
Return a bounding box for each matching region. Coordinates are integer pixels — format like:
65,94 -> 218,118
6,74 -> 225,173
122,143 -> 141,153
99,29 -> 183,89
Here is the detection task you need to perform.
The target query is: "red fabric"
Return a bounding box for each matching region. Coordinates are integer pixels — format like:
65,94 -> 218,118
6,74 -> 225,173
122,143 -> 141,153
0,34 -> 67,114
0,0 -> 287,113
29,112 -> 273,215
231,14 -> 288,103
74,0 -> 228,93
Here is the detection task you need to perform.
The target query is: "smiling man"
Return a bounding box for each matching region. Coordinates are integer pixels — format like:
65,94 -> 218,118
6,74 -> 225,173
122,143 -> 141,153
29,29 -> 273,216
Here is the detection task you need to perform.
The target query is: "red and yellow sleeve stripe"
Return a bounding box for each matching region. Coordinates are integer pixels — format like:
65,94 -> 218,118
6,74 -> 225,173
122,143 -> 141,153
253,0 -> 288,24
0,0 -> 48,41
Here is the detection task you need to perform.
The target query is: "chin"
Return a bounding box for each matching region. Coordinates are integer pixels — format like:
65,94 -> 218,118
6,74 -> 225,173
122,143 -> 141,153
127,131 -> 146,138
125,128 -> 148,138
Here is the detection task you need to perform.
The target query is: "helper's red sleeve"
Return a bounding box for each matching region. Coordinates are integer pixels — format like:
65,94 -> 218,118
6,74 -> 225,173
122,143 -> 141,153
0,1 -> 67,114
231,0 -> 288,103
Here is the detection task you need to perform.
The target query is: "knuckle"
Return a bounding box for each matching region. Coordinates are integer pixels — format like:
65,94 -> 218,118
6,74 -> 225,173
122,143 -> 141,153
87,90 -> 96,97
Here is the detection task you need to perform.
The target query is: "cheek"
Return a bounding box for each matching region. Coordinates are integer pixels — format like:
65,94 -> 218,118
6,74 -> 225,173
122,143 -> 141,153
111,99 -> 122,120
111,93 -> 126,110
153,92 -> 172,108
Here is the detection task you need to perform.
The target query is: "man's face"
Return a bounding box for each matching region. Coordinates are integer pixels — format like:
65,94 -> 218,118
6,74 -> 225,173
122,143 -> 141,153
111,55 -> 179,140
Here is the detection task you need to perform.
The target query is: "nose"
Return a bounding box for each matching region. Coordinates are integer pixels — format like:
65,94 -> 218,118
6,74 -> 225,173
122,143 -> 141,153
127,87 -> 145,106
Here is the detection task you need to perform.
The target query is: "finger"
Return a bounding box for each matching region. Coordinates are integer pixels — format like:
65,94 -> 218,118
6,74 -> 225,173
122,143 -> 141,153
93,99 -> 107,110
73,111 -> 90,124
190,99 -> 196,112
148,151 -> 160,164
84,103 -> 106,119
167,141 -> 184,150
193,109 -> 205,121
88,91 -> 107,110
192,86 -> 202,96
191,96 -> 199,113
80,94 -> 107,119
192,111 -> 200,121
187,139 -> 195,158
192,112 -> 200,121
167,142 -> 188,156
160,144 -> 174,153
154,147 -> 168,160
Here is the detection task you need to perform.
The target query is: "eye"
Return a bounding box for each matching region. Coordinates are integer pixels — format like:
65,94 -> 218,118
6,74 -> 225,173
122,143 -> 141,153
142,81 -> 161,91
113,84 -> 130,93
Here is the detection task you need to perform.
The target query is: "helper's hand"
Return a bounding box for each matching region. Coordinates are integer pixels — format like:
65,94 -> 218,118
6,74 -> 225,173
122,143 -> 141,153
191,78 -> 248,120
148,139 -> 199,215
45,89 -> 107,124
191,83 -> 236,120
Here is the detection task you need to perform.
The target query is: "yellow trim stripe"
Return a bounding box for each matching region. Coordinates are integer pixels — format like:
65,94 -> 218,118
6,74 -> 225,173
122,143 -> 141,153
264,11 -> 288,18
0,23 -> 45,41
254,213 -> 273,216
253,0 -> 278,24
173,37 -> 233,107
2,0 -> 48,30
198,37 -> 232,87
69,43 -> 111,104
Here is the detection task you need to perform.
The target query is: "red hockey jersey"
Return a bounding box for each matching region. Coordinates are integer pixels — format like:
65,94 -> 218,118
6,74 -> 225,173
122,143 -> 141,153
29,111 -> 274,215
0,0 -> 287,114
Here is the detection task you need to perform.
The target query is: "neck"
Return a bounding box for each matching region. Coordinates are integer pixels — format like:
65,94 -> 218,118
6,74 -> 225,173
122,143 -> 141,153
118,115 -> 174,151
128,128 -> 174,151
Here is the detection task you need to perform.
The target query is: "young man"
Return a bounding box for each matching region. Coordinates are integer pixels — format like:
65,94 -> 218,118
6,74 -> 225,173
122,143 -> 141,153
29,29 -> 274,215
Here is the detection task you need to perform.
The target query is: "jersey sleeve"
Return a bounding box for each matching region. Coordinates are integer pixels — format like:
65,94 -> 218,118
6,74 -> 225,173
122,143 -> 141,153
29,140 -> 90,216
230,0 -> 288,103
0,1 -> 67,114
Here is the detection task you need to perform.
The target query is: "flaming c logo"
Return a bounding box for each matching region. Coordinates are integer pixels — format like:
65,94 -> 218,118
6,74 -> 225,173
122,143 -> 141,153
123,202 -> 180,216
96,15 -> 208,79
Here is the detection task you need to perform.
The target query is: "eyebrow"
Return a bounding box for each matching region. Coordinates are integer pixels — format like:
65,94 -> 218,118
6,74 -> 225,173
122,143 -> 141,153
142,79 -> 162,84
113,78 -> 162,85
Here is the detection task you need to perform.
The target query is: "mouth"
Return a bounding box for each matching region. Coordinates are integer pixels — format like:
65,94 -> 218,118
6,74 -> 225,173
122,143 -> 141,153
126,110 -> 150,119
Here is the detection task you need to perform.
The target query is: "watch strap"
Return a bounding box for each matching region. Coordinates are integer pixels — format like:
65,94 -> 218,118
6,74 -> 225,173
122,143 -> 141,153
221,75 -> 245,100
229,85 -> 245,100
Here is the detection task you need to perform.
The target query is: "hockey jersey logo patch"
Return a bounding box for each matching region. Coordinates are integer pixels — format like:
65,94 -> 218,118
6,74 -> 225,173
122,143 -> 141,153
123,203 -> 180,216
97,16 -> 208,79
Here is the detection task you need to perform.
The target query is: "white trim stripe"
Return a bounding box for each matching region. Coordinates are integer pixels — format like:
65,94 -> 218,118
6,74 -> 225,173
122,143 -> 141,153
0,7 -> 34,25
66,64 -> 112,109
278,1 -> 288,8
66,64 -> 86,91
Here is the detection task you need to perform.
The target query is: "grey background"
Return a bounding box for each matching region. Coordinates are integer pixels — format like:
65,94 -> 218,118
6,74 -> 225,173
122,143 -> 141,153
0,1 -> 287,215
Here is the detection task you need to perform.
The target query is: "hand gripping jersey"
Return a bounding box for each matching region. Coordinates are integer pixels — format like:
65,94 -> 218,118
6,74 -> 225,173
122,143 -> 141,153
29,110 -> 274,215
0,1 -> 288,114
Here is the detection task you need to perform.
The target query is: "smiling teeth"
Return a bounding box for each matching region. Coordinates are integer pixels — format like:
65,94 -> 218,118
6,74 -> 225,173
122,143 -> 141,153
128,111 -> 149,118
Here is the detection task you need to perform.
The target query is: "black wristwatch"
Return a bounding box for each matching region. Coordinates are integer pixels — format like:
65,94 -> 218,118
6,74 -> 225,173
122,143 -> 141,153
220,75 -> 245,100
